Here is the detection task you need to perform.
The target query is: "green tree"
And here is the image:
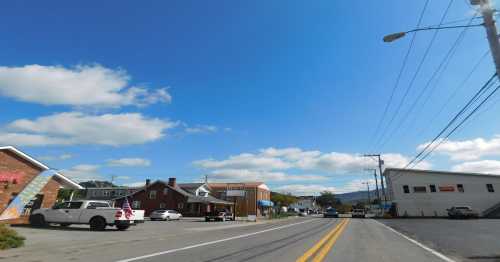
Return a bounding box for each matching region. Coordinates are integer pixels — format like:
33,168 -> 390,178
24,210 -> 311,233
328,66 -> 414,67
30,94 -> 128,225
316,191 -> 341,208
271,192 -> 297,207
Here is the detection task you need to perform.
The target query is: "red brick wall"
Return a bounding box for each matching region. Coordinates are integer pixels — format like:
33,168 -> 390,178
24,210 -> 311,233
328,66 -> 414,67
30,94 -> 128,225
0,150 -> 63,224
114,182 -> 188,216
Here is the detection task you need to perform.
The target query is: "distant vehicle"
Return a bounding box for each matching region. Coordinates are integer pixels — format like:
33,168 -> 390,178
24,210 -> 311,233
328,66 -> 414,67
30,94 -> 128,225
447,206 -> 479,219
150,209 -> 182,221
323,208 -> 338,218
352,209 -> 365,218
299,211 -> 308,217
205,209 -> 234,222
30,200 -> 145,231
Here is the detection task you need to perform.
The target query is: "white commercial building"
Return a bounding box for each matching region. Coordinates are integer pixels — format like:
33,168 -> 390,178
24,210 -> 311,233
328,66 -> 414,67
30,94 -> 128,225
385,168 -> 500,217
289,196 -> 317,211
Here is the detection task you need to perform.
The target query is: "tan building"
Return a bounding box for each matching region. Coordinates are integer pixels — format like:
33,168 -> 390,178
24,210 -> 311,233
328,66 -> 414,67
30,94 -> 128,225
208,182 -> 272,217
0,146 -> 82,224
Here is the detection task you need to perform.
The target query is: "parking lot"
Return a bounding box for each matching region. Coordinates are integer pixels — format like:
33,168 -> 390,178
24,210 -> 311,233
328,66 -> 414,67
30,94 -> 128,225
380,218 -> 500,262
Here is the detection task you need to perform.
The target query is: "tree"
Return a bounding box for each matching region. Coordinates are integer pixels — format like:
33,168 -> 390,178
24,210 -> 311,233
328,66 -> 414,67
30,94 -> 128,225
270,192 -> 297,207
316,191 -> 341,209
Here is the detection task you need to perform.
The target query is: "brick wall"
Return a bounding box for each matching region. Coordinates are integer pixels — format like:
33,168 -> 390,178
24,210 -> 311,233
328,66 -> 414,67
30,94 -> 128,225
114,182 -> 188,216
0,150 -> 63,224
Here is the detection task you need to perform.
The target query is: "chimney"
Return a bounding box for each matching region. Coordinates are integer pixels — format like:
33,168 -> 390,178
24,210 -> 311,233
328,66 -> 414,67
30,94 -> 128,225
168,177 -> 176,187
146,179 -> 151,187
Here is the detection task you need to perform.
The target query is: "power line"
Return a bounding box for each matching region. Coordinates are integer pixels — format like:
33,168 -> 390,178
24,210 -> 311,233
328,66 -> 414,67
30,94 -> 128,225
413,49 -> 490,140
411,82 -> 500,168
382,14 -> 478,148
404,73 -> 497,169
376,0 -> 454,150
368,0 -> 430,152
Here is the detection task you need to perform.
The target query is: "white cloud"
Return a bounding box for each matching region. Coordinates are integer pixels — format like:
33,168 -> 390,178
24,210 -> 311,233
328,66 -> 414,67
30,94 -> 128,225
418,135 -> 500,161
0,64 -> 171,108
194,153 -> 292,170
208,169 -> 327,182
274,179 -> 377,196
122,181 -> 146,187
61,164 -> 102,182
452,160 -> 500,175
107,158 -> 151,167
185,125 -> 218,134
194,147 -> 430,173
0,112 -> 177,146
38,153 -> 73,161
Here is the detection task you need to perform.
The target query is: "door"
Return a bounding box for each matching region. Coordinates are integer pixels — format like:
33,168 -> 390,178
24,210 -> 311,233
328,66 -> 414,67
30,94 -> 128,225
44,202 -> 69,222
61,201 -> 84,223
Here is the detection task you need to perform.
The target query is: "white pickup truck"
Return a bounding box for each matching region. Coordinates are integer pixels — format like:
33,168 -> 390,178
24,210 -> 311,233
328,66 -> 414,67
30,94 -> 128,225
29,200 -> 145,231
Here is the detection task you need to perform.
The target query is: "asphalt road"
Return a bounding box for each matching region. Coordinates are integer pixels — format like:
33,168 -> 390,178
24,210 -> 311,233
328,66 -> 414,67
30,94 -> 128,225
381,218 -> 500,262
1,217 -> 459,262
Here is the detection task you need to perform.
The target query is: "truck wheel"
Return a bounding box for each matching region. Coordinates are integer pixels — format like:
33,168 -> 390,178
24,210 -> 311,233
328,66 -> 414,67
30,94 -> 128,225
90,217 -> 106,231
221,217 -> 226,222
29,214 -> 47,227
116,225 -> 130,231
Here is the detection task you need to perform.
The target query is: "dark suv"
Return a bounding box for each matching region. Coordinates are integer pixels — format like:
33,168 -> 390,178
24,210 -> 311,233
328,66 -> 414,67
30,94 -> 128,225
205,209 -> 234,222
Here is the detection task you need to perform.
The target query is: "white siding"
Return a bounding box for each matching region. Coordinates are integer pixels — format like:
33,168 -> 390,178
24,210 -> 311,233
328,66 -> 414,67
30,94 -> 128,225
386,169 -> 500,217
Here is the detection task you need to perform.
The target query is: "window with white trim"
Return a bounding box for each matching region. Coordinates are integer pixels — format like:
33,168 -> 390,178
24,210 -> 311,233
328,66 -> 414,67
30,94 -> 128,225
132,201 -> 141,209
149,190 -> 157,199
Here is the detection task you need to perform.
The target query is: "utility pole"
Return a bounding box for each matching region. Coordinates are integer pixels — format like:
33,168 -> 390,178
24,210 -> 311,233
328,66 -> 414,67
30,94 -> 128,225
362,182 -> 371,208
363,154 -> 387,208
473,0 -> 500,79
365,168 -> 380,205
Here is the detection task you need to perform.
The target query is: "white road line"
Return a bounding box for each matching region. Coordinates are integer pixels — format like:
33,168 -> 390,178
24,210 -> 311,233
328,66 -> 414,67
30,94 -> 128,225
116,219 -> 317,262
372,220 -> 456,262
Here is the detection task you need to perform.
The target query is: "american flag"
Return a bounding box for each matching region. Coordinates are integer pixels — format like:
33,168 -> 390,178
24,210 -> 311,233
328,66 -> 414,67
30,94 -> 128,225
122,198 -> 133,219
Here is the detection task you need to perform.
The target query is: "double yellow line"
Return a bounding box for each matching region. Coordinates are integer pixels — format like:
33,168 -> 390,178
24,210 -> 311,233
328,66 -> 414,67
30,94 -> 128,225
296,219 -> 350,262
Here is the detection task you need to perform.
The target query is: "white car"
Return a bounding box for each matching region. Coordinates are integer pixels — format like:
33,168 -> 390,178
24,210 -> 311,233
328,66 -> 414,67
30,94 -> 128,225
150,209 -> 182,221
30,200 -> 145,231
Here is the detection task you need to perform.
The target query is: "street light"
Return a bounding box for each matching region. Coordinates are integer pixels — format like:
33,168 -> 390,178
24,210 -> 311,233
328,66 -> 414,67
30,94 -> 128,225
383,23 -> 484,43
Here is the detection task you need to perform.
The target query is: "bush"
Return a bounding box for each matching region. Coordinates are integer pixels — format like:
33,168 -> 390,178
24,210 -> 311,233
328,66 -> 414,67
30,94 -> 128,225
0,224 -> 25,250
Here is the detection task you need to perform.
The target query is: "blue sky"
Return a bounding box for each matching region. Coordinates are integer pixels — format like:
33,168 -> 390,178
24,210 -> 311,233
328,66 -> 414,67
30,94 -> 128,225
1,0 -> 500,195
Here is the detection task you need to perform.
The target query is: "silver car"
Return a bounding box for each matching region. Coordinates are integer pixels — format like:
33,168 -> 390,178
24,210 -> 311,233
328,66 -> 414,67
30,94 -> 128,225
150,209 -> 182,221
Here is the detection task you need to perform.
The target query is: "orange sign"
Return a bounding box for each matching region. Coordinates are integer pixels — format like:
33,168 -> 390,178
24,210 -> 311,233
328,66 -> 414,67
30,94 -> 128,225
439,186 -> 455,192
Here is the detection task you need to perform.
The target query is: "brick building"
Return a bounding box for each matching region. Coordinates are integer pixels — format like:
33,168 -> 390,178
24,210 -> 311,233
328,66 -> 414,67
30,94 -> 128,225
113,178 -> 233,217
208,182 -> 272,217
0,146 -> 83,224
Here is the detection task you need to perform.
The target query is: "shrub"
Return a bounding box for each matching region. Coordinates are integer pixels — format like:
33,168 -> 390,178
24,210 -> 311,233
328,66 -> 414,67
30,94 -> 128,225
0,224 -> 25,250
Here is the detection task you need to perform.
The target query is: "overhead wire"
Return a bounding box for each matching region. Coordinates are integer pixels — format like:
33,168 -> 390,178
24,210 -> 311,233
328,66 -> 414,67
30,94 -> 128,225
368,0 -> 431,152
376,0 -> 455,150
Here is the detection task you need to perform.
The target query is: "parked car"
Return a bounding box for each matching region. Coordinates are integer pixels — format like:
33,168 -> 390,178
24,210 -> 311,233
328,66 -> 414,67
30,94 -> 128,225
150,209 -> 182,221
352,209 -> 365,218
299,211 -> 308,217
205,209 -> 234,222
30,200 -> 145,231
323,208 -> 339,218
447,206 -> 479,219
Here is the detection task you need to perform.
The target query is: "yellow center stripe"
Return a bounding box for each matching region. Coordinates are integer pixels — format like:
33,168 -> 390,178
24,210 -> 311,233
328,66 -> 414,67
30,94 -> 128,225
311,219 -> 350,262
295,219 -> 348,262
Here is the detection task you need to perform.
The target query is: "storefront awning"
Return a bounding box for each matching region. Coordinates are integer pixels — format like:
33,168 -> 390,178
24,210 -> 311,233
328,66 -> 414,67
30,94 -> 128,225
258,200 -> 274,207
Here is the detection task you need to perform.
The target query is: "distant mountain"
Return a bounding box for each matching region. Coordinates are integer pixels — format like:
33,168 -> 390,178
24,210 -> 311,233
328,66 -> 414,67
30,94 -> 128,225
336,190 -> 378,203
79,180 -> 116,188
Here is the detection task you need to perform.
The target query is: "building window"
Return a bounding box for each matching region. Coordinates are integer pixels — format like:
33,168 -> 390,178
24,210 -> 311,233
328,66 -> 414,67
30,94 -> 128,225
92,190 -> 98,197
457,184 -> 464,193
103,190 -> 110,197
413,186 -> 427,193
159,203 -> 166,208
163,188 -> 168,195
403,185 -> 410,194
149,190 -> 157,199
178,202 -> 184,209
429,185 -> 436,193
487,184 -> 495,193
132,201 -> 141,209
